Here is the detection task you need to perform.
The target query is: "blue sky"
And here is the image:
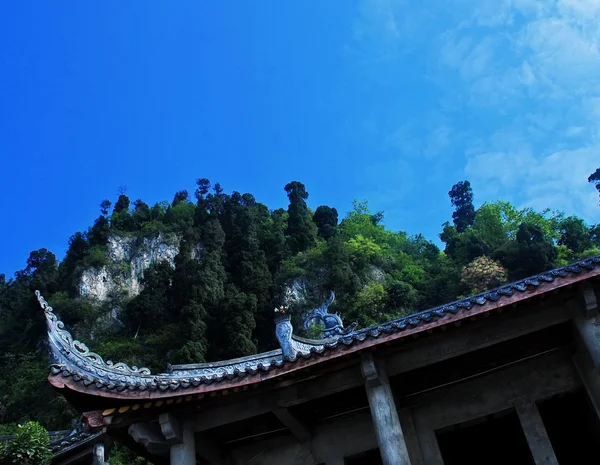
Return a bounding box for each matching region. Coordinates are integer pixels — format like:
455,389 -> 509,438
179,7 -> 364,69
1,1 -> 599,277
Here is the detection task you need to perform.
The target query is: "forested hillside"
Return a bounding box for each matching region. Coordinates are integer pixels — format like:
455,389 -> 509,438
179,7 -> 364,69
1,178 -> 599,430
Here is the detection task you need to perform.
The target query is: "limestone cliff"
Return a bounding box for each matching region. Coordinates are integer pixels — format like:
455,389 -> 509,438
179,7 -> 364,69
78,233 -> 184,301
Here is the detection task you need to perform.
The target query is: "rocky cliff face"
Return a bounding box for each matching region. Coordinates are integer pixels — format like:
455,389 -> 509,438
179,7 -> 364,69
78,233 -> 184,301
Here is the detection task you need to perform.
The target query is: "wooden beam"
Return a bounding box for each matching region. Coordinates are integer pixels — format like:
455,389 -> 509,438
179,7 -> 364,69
516,402 -> 559,465
408,348 -> 579,430
387,303 -> 569,376
273,407 -> 312,443
190,391 -> 280,432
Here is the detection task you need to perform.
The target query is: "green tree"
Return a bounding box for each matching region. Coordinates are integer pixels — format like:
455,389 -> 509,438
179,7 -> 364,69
346,235 -> 384,268
449,181 -> 476,233
100,200 -> 112,216
494,223 -> 557,279
313,205 -> 338,240
259,208 -> 289,273
218,192 -> 273,351
340,200 -> 386,243
323,236 -> 360,296
284,181 -> 318,254
439,223 -> 489,265
177,298 -> 209,363
111,194 -> 134,231
588,167 -> 600,196
219,285 -> 257,358
113,194 -> 130,213
172,190 -> 189,206
126,261 -> 175,332
352,282 -> 387,327
132,199 -> 151,227
1,250 -> 58,354
471,203 -> 510,251
558,216 -> 591,254
385,280 -> 417,314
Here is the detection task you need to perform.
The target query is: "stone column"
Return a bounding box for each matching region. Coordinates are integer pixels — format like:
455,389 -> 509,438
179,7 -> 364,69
573,312 -> 600,371
92,443 -> 107,465
361,352 -> 412,465
572,285 -> 600,370
571,286 -> 600,421
573,352 -> 600,419
516,402 -> 558,465
170,425 -> 196,465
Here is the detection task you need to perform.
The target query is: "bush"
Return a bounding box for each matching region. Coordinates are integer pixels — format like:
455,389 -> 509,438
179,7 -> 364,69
461,256 -> 508,295
109,442 -> 152,464
0,422 -> 52,465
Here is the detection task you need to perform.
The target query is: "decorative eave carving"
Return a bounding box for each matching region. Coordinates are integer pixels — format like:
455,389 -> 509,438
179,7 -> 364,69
303,291 -> 357,338
38,290 -> 151,377
37,290 -> 328,394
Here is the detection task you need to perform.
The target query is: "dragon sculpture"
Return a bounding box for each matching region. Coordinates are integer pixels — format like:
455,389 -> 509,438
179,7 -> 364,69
303,291 -> 357,339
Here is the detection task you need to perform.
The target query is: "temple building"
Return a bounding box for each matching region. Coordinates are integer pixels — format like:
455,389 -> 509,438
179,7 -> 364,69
39,255 -> 600,465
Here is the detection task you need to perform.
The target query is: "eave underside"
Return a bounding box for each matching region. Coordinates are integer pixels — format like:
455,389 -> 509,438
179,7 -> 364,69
99,301 -> 583,463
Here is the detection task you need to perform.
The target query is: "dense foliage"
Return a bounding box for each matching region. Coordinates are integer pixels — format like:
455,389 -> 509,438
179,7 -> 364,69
0,422 -> 52,465
1,178 -> 599,437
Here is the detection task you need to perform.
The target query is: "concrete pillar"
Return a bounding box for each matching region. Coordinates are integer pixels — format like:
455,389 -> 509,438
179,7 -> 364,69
92,443 -> 107,465
516,402 -> 558,465
170,426 -> 196,465
573,353 -> 600,419
361,352 -> 412,465
574,314 -> 600,371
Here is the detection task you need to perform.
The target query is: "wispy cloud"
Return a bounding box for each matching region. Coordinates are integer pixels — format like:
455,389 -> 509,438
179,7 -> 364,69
465,148 -> 599,221
453,1 -> 600,220
351,0 -> 600,227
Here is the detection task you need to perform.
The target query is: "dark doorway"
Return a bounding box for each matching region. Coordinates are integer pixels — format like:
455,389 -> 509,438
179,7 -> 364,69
538,387 -> 600,465
344,448 -> 383,465
436,410 -> 534,465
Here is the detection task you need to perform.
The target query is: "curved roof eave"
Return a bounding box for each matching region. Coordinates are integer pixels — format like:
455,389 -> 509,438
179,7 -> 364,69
39,255 -> 600,401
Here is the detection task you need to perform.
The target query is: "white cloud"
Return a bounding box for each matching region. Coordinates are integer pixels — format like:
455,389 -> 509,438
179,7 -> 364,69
351,0 -> 403,63
565,126 -> 584,137
466,148 -> 600,222
518,61 -> 536,86
558,0 -> 600,19
443,0 -> 600,220
352,0 -> 600,223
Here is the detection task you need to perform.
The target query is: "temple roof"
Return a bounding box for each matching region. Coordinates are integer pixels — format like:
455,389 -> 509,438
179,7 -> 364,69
40,255 -> 600,402
50,426 -> 102,459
